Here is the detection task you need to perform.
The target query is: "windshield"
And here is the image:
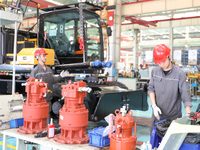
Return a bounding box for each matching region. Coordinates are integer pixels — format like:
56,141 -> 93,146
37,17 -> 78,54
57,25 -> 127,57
41,9 -> 103,63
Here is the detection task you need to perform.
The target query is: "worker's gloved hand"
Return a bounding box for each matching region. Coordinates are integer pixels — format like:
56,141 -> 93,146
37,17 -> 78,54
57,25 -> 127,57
60,70 -> 69,78
152,104 -> 162,120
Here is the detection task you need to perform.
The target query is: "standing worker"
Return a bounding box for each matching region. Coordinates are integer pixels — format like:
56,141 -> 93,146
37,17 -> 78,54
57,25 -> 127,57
30,48 -> 69,123
148,44 -> 192,133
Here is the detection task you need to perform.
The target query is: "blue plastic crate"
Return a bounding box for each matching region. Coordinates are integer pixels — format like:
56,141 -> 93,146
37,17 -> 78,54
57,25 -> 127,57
150,120 -> 166,149
150,125 -> 162,149
10,118 -> 24,128
88,126 -> 110,148
179,143 -> 200,150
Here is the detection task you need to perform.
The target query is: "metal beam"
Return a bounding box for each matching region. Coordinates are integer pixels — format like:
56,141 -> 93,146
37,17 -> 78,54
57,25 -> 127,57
132,29 -> 140,69
122,0 -> 200,16
21,0 -> 57,9
122,0 -> 155,5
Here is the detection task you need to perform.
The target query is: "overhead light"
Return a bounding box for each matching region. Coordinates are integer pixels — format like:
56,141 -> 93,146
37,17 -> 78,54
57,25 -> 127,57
191,26 -> 200,32
150,29 -> 162,35
44,0 -> 63,6
122,20 -> 131,24
163,35 -> 169,38
28,9 -> 32,12
146,36 -> 155,40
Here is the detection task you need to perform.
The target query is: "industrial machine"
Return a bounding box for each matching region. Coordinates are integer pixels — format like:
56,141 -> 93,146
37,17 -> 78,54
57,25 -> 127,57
110,106 -> 137,150
54,80 -> 89,144
18,78 -> 49,134
0,2 -> 148,123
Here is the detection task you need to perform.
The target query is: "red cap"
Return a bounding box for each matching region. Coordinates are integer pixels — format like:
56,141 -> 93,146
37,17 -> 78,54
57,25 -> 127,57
34,48 -> 48,57
153,44 -> 171,64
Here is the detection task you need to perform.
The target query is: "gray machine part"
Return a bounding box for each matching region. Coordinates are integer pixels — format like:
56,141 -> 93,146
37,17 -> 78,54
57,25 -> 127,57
90,86 -> 148,121
158,117 -> 200,150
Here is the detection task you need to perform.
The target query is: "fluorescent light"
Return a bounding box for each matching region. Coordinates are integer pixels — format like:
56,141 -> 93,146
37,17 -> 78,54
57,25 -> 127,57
122,20 -> 131,24
44,0 -> 63,5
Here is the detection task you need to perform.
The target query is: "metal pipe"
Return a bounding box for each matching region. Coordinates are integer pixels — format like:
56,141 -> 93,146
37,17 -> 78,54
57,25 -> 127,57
122,0 -> 155,5
29,0 -> 39,47
152,16 -> 200,22
122,16 -> 200,26
18,0 -> 30,31
56,62 -> 91,69
12,21 -> 18,94
36,3 -> 39,47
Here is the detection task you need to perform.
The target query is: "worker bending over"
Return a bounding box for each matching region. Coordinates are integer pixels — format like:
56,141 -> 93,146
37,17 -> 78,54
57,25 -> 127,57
148,44 -> 192,133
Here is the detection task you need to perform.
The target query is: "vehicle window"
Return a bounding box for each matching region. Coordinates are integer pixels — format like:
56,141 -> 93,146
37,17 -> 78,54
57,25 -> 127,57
42,10 -> 103,62
85,18 -> 101,61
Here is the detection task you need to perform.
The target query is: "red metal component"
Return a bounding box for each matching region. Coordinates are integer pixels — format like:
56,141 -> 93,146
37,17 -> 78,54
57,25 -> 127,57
151,15 -> 200,23
190,112 -> 200,120
78,38 -> 85,50
18,78 -> 49,134
108,11 -> 114,26
123,16 -> 157,27
54,80 -> 89,144
123,16 -> 200,26
110,109 -> 137,150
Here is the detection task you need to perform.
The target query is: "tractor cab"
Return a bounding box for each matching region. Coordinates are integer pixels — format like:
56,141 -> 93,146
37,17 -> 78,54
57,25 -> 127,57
39,3 -> 104,67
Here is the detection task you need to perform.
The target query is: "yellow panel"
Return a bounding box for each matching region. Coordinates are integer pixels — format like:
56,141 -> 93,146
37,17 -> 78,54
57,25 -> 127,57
27,38 -> 37,48
17,48 -> 54,65
17,41 -> 25,44
6,53 -> 14,56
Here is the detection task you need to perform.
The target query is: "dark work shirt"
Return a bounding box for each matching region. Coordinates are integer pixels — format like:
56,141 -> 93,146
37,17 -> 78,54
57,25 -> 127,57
163,70 -> 171,75
30,63 -> 62,101
148,65 -> 192,120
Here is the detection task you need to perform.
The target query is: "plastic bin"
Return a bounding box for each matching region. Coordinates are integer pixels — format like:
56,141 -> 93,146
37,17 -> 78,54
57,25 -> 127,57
150,120 -> 166,149
150,125 -> 162,149
88,126 -> 110,148
10,118 -> 24,128
179,143 -> 200,150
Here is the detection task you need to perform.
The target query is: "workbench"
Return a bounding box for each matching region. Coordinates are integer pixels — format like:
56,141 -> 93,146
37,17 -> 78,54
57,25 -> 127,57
1,129 -> 100,150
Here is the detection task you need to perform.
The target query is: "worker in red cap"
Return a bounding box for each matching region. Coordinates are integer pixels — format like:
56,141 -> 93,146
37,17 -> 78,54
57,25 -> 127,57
30,48 -> 69,123
148,44 -> 192,133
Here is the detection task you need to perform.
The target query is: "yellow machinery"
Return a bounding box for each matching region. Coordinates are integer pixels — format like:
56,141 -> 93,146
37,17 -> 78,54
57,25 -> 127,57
187,73 -> 200,97
16,48 -> 55,66
0,0 -> 13,8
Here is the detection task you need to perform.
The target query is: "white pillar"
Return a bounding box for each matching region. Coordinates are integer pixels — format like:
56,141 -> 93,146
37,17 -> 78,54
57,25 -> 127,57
107,0 -> 122,81
169,21 -> 174,59
132,29 -> 140,69
12,21 -> 18,94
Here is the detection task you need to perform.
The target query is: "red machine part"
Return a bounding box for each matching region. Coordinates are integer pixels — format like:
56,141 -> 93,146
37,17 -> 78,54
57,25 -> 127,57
190,112 -> 200,120
110,109 -> 137,150
54,80 -> 89,144
18,78 -> 49,134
